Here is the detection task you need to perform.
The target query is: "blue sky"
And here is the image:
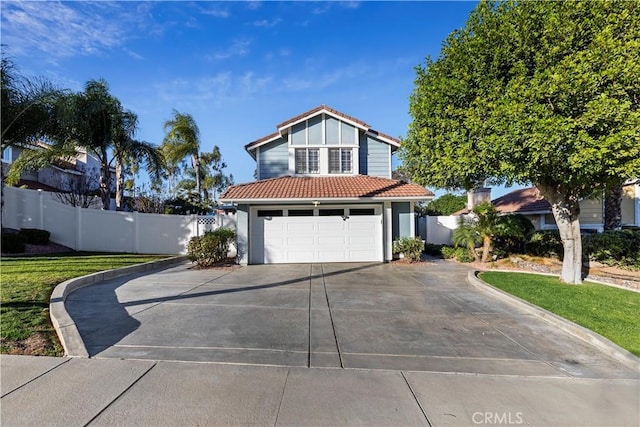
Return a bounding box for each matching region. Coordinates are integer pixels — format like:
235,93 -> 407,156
1,1 -> 523,198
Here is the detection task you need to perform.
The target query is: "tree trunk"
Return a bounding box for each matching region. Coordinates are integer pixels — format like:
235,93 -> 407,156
481,235 -> 492,263
538,185 -> 582,284
115,160 -> 124,211
604,184 -> 622,231
193,154 -> 201,202
99,150 -> 111,210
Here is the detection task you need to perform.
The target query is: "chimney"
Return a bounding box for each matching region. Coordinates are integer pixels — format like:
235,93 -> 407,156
467,187 -> 492,210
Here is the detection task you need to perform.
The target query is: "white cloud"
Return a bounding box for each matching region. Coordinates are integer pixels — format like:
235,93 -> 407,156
209,39 -> 252,61
199,5 -> 230,18
252,17 -> 282,28
246,1 -> 262,10
153,71 -> 272,110
0,1 -> 158,61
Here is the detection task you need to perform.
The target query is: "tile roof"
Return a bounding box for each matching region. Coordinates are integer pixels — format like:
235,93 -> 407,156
455,187 -> 551,215
221,175 -> 434,201
492,187 -> 551,213
245,105 -> 401,151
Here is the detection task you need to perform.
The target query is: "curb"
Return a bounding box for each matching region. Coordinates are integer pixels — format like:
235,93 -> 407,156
467,270 -> 640,371
50,256 -> 189,358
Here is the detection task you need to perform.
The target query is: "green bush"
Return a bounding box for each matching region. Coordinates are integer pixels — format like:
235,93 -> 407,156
2,232 -> 26,253
526,230 -> 563,258
187,227 -> 236,267
441,246 -> 456,259
493,214 -> 535,257
454,247 -> 474,263
424,243 -> 445,257
583,230 -> 640,270
440,245 -> 474,262
393,237 -> 424,262
20,228 -> 51,245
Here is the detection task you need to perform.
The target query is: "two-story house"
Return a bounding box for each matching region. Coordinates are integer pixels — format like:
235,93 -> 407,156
221,105 -> 433,264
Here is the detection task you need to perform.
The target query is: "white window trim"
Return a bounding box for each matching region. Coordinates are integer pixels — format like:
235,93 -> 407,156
294,148 -> 320,175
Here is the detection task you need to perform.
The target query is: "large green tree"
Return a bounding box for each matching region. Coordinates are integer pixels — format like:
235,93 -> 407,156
401,0 -> 640,283
425,193 -> 467,215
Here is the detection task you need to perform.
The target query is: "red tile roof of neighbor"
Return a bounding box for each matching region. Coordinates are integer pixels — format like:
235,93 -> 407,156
245,105 -> 401,150
221,175 -> 434,201
455,187 -> 551,215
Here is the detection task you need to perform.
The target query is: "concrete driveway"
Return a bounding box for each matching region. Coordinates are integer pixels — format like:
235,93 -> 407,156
66,260 -> 636,378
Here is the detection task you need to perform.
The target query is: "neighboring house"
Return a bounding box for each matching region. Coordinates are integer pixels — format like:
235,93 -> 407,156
221,105 -> 433,264
2,143 -> 116,204
456,184 -> 640,232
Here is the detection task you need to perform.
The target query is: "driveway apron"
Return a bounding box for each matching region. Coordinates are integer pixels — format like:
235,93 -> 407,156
65,260 -> 638,379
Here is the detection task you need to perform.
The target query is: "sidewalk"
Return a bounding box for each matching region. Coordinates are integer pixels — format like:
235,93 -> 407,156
2,355 -> 638,426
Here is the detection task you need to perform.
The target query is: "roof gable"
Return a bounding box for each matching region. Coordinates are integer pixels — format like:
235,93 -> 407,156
245,105 -> 401,153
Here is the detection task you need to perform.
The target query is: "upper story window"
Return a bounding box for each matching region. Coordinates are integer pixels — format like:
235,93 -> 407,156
295,148 -> 319,174
328,148 -> 352,174
290,114 -> 357,146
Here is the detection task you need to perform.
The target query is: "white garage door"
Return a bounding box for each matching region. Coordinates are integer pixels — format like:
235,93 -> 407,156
250,206 -> 382,264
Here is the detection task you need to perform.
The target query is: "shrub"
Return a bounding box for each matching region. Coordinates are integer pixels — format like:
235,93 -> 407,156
2,232 -> 26,253
424,243 -> 445,257
393,237 -> 424,262
440,245 -> 473,262
20,228 -> 50,245
583,230 -> 640,270
493,214 -> 535,256
454,247 -> 474,263
526,230 -> 563,258
441,246 -> 456,259
187,227 -> 236,267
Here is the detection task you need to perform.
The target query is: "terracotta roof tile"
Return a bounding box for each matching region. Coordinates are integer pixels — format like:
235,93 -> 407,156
221,175 -> 433,201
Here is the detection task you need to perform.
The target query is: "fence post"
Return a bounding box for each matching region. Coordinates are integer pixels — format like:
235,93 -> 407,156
38,189 -> 44,230
75,206 -> 82,251
134,211 -> 140,254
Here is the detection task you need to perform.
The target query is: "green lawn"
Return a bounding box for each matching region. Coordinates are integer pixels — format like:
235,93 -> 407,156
1,252 -> 171,356
479,271 -> 640,357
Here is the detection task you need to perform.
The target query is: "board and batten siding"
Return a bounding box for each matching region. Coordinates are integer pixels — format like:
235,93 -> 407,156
257,137 -> 288,179
359,135 -> 391,178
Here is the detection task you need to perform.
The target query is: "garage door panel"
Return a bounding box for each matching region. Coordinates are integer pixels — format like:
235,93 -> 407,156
318,250 -> 348,263
286,221 -> 316,233
252,207 -> 382,264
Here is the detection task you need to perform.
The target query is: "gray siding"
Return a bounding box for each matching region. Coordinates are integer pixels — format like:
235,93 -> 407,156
258,138 -> 288,179
359,134 -> 390,178
392,202 -> 412,240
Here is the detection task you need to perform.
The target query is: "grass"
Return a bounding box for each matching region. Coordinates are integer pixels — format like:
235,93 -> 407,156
479,271 -> 640,357
1,252 -> 172,356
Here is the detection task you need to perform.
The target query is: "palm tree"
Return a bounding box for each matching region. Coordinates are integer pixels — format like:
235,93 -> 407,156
472,201 -> 500,263
162,111 -> 202,201
1,51 -> 63,227
604,183 -> 623,231
452,217 -> 481,262
7,79 -> 162,211
111,110 -> 163,210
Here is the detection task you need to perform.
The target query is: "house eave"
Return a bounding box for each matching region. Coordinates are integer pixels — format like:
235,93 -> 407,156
220,195 -> 433,205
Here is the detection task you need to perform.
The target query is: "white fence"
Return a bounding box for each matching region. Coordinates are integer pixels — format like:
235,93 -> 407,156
416,215 -> 459,246
2,186 -> 236,254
